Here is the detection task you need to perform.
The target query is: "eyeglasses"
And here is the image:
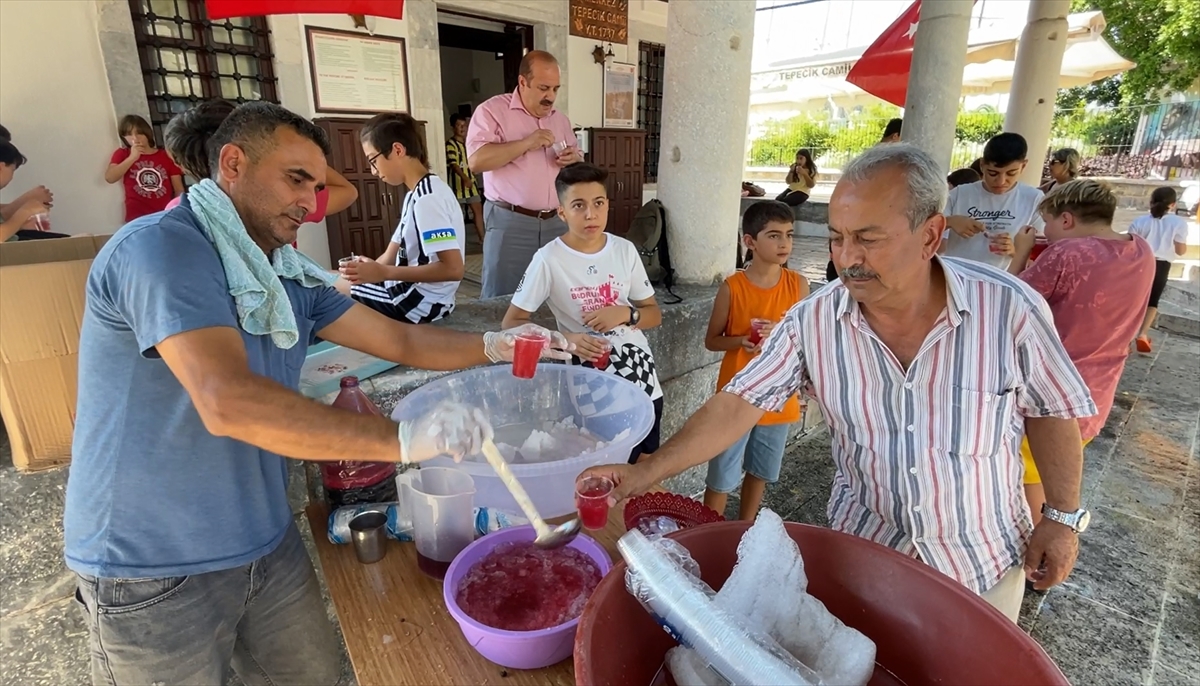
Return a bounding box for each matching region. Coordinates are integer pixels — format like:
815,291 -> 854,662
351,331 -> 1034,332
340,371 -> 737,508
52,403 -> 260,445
366,151 -> 384,172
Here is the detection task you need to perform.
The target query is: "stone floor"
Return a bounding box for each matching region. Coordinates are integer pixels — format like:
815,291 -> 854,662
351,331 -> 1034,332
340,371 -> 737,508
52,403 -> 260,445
1,248 -> 1196,686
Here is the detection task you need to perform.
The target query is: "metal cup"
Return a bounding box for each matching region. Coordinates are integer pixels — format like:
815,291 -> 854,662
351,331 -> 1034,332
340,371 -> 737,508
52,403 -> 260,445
349,511 -> 388,564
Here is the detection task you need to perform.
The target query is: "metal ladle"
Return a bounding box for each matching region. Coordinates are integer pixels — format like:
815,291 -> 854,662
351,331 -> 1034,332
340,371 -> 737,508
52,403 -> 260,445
480,439 -> 581,549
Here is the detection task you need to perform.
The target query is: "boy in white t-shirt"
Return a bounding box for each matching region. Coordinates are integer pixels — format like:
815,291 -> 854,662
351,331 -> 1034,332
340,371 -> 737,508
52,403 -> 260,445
502,163 -> 664,464
942,132 -> 1045,270
337,112 -> 465,324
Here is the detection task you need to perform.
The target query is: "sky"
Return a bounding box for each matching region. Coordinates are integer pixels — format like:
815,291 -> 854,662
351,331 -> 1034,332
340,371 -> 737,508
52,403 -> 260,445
752,0 -> 1034,71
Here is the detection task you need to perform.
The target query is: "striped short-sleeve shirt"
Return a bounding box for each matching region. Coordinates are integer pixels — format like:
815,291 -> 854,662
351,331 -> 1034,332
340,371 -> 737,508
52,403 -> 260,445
725,256 -> 1096,594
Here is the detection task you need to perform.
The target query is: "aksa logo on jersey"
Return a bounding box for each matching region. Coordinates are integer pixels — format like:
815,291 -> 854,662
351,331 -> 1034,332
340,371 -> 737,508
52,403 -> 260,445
421,228 -> 458,244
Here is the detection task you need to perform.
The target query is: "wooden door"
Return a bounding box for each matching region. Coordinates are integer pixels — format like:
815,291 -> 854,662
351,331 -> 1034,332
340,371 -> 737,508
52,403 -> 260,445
316,118 -> 427,264
588,128 -> 646,236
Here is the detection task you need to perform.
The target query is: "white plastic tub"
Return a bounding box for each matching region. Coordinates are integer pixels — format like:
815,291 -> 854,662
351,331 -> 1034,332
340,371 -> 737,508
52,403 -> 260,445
390,364 -> 654,518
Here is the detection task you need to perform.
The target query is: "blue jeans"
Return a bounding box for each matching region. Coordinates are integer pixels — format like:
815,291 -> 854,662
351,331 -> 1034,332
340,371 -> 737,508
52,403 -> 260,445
73,522 -> 340,686
705,423 -> 791,494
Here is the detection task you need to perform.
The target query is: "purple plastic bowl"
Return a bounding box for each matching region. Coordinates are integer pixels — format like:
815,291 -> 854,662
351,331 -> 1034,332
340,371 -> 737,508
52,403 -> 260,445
443,525 -> 612,670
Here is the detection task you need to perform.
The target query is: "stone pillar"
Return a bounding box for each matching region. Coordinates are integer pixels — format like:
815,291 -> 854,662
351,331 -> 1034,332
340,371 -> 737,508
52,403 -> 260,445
405,0 -> 448,178
901,0 -> 973,177
655,0 -> 755,284
94,0 -> 151,123
1004,0 -> 1071,186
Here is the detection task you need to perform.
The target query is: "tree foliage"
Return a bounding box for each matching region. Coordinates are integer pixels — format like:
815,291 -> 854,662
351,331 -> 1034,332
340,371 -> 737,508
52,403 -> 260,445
1067,0 -> 1200,106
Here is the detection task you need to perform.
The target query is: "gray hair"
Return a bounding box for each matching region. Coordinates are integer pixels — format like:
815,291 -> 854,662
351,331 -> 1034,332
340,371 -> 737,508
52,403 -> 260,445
841,143 -> 947,230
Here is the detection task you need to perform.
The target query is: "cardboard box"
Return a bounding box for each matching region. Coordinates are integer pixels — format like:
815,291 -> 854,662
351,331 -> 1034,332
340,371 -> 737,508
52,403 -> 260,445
0,236 -> 110,472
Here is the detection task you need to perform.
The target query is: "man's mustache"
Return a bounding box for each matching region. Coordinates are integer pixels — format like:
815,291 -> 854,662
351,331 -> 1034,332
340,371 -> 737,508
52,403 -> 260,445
840,265 -> 877,280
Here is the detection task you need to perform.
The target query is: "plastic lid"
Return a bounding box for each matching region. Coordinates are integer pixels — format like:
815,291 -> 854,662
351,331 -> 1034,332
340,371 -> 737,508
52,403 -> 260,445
340,376 -> 360,388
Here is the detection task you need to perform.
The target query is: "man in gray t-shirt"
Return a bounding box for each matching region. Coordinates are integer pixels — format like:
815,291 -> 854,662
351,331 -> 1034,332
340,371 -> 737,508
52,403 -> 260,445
65,102 -> 568,686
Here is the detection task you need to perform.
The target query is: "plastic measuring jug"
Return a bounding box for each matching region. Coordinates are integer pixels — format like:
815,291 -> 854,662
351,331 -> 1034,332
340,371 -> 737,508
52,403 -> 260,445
399,467 -> 477,579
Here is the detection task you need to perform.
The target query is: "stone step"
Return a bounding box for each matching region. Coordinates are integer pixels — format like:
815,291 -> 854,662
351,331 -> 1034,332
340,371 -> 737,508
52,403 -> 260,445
1156,301 -> 1200,339
1162,278 -> 1199,314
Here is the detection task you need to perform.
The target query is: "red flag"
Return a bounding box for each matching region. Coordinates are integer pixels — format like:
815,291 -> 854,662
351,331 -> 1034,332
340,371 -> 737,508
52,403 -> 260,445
206,0 -> 404,20
845,0 -> 922,107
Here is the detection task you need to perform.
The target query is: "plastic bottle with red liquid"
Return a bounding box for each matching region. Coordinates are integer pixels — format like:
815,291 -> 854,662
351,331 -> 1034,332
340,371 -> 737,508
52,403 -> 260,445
321,376 -> 398,507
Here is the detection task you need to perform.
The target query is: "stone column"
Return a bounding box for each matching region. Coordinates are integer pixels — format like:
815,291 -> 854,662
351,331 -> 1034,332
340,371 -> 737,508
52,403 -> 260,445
902,0 -> 973,176
655,0 -> 755,284
1004,0 -> 1071,186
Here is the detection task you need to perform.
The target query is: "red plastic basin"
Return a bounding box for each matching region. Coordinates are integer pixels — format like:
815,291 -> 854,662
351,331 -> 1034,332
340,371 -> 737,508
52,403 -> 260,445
574,521 -> 1067,686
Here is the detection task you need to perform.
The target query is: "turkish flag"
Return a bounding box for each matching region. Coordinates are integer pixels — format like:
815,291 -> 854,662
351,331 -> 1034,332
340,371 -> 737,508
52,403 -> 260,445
845,0 -> 922,107
206,0 -> 404,20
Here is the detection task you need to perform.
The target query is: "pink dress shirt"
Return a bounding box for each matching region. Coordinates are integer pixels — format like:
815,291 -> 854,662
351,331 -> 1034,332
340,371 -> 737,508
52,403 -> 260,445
465,89 -> 577,212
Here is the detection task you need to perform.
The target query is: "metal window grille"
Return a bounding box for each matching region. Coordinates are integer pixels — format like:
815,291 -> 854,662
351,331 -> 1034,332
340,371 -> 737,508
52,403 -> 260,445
637,41 -> 665,183
128,0 -> 278,142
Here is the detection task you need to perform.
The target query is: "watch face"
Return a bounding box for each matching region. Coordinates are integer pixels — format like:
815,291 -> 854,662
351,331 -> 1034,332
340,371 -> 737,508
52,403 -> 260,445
1075,509 -> 1091,533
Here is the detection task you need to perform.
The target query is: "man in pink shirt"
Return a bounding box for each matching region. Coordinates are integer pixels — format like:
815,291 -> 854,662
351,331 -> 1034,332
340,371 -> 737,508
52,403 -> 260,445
466,50 -> 583,298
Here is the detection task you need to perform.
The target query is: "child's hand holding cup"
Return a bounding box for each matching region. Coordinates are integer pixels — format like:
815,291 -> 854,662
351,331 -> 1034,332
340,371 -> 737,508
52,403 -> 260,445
985,230 -> 1014,256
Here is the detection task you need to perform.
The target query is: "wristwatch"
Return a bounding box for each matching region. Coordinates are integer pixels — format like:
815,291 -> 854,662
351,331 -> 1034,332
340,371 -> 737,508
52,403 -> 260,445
1041,504 -> 1091,533
627,306 -> 641,327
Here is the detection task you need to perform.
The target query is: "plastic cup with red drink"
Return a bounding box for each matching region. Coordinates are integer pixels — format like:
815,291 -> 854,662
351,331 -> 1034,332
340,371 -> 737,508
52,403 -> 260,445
985,230 -> 1009,255
1029,236 -> 1049,262
575,475 -> 614,530
590,336 -> 613,370
511,331 -> 548,379
31,213 -> 51,232
747,318 -> 771,346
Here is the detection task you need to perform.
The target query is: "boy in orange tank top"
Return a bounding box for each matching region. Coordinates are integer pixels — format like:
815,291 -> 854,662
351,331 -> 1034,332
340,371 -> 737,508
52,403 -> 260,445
702,201 -> 810,519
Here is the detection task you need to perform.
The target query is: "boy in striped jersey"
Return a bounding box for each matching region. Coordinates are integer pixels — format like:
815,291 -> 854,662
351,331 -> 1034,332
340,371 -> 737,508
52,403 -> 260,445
338,112 -> 466,324
447,113 -> 484,244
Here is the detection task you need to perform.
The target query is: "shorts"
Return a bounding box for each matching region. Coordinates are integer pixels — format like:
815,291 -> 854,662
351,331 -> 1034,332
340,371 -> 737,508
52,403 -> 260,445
458,195 -> 481,206
1021,436 -> 1091,485
350,286 -> 453,324
629,397 -> 665,464
705,422 -> 791,493
1147,259 -> 1172,308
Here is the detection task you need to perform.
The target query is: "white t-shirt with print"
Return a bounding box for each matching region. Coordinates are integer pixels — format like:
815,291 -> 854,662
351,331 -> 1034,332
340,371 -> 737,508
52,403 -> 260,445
942,181 -> 1045,269
1127,213 -> 1189,262
387,174 -> 466,305
511,235 -> 663,401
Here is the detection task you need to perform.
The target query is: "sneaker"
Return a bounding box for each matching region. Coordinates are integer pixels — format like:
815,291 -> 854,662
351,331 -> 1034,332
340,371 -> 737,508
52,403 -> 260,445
1136,336 -> 1152,353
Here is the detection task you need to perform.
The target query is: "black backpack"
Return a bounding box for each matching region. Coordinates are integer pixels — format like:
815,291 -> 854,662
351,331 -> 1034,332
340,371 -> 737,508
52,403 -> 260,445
626,199 -> 682,304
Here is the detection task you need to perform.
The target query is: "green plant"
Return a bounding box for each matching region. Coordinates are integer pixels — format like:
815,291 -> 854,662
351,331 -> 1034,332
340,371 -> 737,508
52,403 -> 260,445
955,110 -> 1003,144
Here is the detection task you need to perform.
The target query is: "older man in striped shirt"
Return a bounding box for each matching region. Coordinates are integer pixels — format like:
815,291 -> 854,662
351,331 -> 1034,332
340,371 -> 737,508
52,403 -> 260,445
586,144 -> 1096,622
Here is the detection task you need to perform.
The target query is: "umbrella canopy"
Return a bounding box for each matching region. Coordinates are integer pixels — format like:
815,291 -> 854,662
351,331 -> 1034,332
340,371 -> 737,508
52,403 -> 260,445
751,11 -> 1134,108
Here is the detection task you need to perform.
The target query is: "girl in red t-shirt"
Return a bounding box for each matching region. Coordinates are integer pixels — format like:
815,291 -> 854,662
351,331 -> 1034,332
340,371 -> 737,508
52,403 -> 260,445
105,114 -> 184,222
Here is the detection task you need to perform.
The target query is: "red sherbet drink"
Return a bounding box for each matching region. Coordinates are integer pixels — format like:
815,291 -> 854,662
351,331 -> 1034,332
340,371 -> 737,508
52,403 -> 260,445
575,476 -> 614,530
511,332 -> 547,379
456,542 -> 602,631
591,337 -> 613,370
748,318 -> 770,346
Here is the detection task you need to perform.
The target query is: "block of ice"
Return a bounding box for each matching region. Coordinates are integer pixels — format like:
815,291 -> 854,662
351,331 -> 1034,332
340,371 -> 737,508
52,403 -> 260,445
665,647 -> 726,686
714,510 -> 877,686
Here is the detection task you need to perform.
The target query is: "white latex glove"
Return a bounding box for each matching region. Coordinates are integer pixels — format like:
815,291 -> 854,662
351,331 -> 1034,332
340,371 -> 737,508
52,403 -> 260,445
397,401 -> 494,464
482,322 -> 575,363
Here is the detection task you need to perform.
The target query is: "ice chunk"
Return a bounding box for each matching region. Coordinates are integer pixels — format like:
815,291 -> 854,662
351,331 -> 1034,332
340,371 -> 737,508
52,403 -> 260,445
666,647 -> 726,686
714,509 -> 808,625
715,510 -> 877,686
619,529 -> 820,686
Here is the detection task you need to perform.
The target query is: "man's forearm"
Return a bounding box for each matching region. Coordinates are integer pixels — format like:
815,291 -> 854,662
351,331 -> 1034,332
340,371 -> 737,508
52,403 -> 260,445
469,141 -> 532,173
394,324 -> 492,370
1025,416 -> 1084,511
643,392 -> 765,484
213,373 -> 400,463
